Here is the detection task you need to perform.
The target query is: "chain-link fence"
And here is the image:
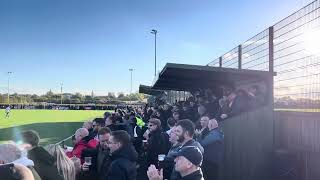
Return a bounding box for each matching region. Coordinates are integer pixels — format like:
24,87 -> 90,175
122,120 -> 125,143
207,0 -> 320,110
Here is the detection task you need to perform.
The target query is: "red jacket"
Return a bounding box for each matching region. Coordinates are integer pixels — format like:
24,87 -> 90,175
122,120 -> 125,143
66,139 -> 98,163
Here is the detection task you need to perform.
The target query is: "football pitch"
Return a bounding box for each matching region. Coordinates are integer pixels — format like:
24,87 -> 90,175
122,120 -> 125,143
0,109 -> 108,145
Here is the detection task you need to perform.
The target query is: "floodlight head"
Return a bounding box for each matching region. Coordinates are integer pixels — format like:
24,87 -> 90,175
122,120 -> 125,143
151,29 -> 157,34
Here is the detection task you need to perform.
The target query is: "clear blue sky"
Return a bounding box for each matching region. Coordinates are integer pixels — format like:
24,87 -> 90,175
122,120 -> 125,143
0,0 -> 311,95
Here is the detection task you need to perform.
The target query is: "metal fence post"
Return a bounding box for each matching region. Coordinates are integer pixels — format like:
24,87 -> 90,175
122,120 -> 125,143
219,56 -> 222,67
238,45 -> 242,69
269,26 -> 274,73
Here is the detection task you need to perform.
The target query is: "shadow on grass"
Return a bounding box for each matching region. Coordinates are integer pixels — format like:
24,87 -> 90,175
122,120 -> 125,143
0,122 -> 83,146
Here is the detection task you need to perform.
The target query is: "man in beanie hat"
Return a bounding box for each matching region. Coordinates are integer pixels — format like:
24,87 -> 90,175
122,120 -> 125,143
147,146 -> 204,180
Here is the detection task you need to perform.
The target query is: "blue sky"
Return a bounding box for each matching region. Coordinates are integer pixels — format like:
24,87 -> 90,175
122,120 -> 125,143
0,0 -> 312,95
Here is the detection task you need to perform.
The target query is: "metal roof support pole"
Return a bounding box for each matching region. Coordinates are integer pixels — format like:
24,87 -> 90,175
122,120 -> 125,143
238,45 -> 242,69
219,56 -> 222,67
269,26 -> 274,73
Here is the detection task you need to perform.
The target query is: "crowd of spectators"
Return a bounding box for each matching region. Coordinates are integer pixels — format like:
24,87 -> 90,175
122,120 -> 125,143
0,85 -> 266,180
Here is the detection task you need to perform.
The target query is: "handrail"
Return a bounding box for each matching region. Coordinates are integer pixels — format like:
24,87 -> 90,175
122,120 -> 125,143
55,134 -> 74,146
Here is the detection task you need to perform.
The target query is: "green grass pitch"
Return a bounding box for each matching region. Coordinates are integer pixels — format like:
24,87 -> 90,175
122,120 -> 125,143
0,109 -> 108,145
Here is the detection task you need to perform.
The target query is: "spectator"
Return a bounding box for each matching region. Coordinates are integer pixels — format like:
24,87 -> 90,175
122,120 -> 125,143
47,144 -> 76,180
197,105 -> 207,118
159,104 -> 172,130
0,143 -> 41,180
163,126 -> 181,179
81,127 -> 112,180
107,130 -> 138,180
70,157 -> 81,175
166,117 -> 177,135
217,89 -> 248,120
66,128 -> 96,162
248,85 -> 265,108
200,118 -> 224,180
105,114 -> 117,131
71,135 -> 77,146
146,118 -> 170,167
82,120 -> 93,131
0,163 -> 35,180
172,111 -> 180,122
180,102 -> 195,122
194,116 -> 210,141
103,111 -> 112,120
171,119 -> 203,180
89,118 -> 105,140
20,130 -> 64,180
129,115 -> 144,155
147,146 -> 204,180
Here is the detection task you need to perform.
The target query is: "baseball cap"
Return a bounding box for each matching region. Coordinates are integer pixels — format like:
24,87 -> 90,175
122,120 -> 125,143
172,146 -> 203,166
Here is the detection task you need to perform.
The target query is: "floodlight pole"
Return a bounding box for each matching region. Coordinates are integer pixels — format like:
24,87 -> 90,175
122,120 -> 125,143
60,82 -> 63,105
129,68 -> 134,94
7,72 -> 12,105
151,29 -> 157,77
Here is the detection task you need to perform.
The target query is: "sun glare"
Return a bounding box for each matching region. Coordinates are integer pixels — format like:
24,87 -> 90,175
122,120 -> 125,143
302,28 -> 320,55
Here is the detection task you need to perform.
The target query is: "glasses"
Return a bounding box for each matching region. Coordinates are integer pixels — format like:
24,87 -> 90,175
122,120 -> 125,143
106,141 -> 117,145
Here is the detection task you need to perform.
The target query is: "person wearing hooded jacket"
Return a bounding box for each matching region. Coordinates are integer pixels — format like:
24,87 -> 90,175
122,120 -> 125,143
106,130 -> 138,180
21,130 -> 64,180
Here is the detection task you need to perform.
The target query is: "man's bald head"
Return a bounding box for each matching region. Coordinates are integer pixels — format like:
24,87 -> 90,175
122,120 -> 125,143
208,119 -> 218,130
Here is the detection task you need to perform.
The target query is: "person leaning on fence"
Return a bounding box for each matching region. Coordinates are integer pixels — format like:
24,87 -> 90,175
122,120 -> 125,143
147,146 -> 204,180
66,128 -> 97,162
20,130 -> 64,180
46,144 -> 76,180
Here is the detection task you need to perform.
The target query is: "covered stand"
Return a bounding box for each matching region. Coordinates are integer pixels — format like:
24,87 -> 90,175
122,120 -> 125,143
152,63 -> 276,180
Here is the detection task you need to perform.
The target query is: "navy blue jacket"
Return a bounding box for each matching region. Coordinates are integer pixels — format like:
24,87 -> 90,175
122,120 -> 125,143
200,128 -> 224,164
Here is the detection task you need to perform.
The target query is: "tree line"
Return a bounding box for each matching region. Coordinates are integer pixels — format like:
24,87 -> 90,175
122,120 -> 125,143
0,90 -> 147,104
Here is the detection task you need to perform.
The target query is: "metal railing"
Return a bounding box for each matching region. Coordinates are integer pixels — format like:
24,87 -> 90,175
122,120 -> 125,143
207,0 -> 320,110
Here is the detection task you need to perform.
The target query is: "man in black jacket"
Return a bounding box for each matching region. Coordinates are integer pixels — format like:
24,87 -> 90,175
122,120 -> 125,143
106,130 -> 138,180
81,127 -> 112,180
147,146 -> 204,180
146,118 -> 170,167
21,130 -> 64,180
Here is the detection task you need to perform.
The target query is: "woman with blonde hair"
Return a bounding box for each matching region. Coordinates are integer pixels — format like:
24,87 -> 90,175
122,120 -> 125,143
46,144 -> 76,180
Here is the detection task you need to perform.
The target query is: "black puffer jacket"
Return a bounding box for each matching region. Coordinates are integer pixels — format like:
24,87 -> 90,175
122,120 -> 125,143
106,144 -> 138,180
27,146 -> 64,180
146,129 -> 170,166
